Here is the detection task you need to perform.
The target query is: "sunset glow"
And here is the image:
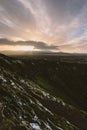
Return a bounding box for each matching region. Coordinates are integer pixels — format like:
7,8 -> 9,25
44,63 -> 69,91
14,46 -> 35,51
0,0 -> 87,53
0,45 -> 35,51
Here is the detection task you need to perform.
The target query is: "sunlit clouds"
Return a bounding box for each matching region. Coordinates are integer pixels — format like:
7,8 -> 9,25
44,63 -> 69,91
0,0 -> 87,52
0,45 -> 35,51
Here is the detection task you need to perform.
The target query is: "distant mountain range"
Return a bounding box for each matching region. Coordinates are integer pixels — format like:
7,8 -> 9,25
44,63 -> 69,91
1,50 -> 87,56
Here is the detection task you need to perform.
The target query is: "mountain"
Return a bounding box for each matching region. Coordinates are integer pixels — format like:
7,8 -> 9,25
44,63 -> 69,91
0,54 -> 87,130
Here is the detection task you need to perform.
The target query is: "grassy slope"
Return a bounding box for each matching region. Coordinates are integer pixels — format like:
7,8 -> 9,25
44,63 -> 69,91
0,54 -> 87,130
20,59 -> 87,112
0,54 -> 87,112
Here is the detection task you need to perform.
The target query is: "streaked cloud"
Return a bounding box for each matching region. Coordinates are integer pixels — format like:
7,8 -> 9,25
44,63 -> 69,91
0,0 -> 87,52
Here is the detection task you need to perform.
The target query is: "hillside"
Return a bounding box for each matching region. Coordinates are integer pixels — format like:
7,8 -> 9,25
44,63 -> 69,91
0,54 -> 87,130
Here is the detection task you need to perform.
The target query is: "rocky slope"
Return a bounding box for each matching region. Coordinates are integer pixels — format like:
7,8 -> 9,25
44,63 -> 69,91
0,54 -> 87,130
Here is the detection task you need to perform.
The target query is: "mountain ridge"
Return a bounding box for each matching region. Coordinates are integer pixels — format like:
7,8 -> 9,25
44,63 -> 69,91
0,53 -> 87,130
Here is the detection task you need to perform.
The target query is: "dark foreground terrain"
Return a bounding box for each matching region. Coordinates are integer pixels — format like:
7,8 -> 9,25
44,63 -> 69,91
0,53 -> 87,130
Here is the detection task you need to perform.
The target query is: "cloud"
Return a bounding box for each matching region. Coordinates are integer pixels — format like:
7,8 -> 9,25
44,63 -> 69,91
0,38 -> 59,51
44,0 -> 86,23
0,0 -> 36,26
0,0 -> 36,40
0,0 -> 87,52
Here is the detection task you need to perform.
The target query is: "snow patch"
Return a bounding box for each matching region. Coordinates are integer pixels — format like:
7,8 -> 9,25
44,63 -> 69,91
30,123 -> 41,130
0,74 -> 7,84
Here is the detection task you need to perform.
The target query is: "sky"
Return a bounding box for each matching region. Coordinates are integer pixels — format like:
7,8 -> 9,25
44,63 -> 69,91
0,0 -> 87,53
